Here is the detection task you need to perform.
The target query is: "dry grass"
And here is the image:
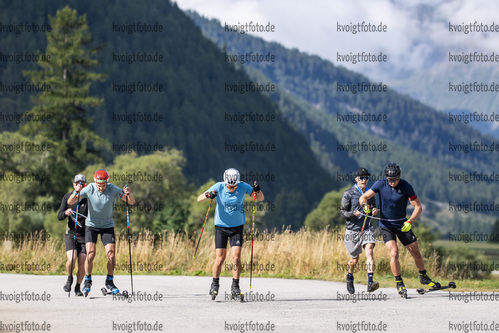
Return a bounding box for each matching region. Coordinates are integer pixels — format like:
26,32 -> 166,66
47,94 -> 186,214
0,228 -> 495,290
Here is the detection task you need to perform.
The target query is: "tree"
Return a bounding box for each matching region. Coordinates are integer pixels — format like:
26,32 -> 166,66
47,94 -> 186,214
21,6 -> 107,191
304,187 -> 348,231
490,219 -> 499,244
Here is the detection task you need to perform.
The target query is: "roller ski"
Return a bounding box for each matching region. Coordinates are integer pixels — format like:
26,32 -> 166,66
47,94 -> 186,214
231,279 -> 244,302
209,278 -> 219,300
101,275 -> 129,298
417,281 -> 456,294
74,283 -> 84,297
346,274 -> 355,294
63,276 -> 73,293
367,280 -> 379,293
417,271 -> 441,290
83,276 -> 92,297
396,280 -> 407,299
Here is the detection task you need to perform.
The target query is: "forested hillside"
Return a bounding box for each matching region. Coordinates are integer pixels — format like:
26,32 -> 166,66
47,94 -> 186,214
0,0 -> 337,232
187,11 -> 499,212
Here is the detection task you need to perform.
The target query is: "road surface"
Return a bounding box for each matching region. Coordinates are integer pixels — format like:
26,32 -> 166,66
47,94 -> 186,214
0,274 -> 497,332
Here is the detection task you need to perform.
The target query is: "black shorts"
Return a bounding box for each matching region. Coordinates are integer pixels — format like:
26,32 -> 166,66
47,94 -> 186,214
85,227 -> 116,246
215,225 -> 244,249
64,232 -> 86,254
380,226 -> 417,246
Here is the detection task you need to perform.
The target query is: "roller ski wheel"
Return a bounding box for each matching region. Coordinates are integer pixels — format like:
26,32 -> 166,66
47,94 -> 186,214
231,285 -> 244,302
417,281 -> 456,295
100,287 -> 129,297
397,283 -> 407,299
209,286 -> 218,301
209,279 -> 219,300
104,275 -> 121,295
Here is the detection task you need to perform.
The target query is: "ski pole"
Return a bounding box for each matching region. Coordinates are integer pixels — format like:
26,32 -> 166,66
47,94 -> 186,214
250,181 -> 257,289
193,192 -> 215,259
355,206 -> 374,250
69,193 -> 80,298
125,184 -> 133,296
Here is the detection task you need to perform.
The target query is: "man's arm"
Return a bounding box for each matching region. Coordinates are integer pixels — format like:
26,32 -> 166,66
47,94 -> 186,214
251,190 -> 264,201
67,183 -> 85,205
340,191 -> 353,219
407,198 -> 422,224
250,183 -> 264,201
58,194 -> 70,220
198,187 -> 217,203
359,189 -> 376,206
197,192 -> 208,202
367,196 -> 378,216
119,185 -> 135,205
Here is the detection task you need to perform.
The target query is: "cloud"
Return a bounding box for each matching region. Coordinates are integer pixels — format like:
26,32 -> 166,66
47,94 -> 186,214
175,0 -> 499,81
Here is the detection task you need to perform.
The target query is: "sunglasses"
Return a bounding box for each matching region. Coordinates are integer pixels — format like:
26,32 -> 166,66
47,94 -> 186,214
358,176 -> 369,181
74,182 -> 86,186
387,177 -> 400,183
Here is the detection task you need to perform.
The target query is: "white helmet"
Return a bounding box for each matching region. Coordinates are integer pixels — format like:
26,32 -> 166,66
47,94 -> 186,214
223,168 -> 240,186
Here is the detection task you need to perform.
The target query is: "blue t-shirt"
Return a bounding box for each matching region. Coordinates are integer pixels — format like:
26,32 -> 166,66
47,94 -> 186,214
370,179 -> 416,228
79,183 -> 123,228
206,182 -> 254,228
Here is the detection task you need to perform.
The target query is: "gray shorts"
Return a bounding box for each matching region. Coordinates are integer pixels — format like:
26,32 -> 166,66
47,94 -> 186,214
344,228 -> 376,258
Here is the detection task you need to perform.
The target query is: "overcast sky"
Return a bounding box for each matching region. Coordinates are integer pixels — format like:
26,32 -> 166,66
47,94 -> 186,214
175,0 -> 499,82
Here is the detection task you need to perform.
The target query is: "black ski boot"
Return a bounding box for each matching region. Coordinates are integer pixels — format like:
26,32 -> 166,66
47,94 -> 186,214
83,275 -> 92,297
209,278 -> 219,300
396,279 -> 407,299
74,283 -> 83,297
105,275 -> 120,295
231,279 -> 244,302
63,276 -> 73,293
346,275 -> 355,294
367,280 -> 379,292
419,272 -> 441,289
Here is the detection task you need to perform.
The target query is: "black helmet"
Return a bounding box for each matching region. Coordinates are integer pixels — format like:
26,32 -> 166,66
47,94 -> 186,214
384,163 -> 401,178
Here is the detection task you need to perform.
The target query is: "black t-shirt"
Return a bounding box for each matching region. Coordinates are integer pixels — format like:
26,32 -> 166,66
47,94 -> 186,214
370,179 -> 416,228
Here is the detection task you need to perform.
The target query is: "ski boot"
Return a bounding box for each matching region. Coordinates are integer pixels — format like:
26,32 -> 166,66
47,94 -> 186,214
83,275 -> 92,297
209,278 -> 219,300
74,283 -> 83,297
396,280 -> 407,299
105,275 -> 120,295
231,279 -> 244,302
367,280 -> 379,292
419,272 -> 441,290
63,276 -> 73,293
346,275 -> 355,294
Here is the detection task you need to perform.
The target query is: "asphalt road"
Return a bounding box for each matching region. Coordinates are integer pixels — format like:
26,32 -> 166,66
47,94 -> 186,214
0,274 -> 497,333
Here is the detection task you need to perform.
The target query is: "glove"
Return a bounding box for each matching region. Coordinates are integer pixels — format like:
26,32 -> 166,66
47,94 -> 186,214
401,220 -> 412,232
205,191 -> 217,199
362,204 -> 371,214
252,183 -> 261,193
